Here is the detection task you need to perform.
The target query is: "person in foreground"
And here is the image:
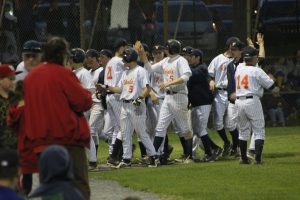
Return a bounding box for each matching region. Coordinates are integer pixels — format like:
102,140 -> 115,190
29,145 -> 84,200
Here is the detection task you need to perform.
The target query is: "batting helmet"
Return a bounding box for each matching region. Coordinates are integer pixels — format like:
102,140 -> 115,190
70,48 -> 85,63
122,47 -> 138,63
166,39 -> 181,55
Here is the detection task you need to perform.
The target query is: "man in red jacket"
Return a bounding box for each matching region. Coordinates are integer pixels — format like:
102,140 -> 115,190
23,37 -> 93,200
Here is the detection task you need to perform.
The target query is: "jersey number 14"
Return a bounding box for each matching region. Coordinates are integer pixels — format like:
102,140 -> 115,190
236,75 -> 249,89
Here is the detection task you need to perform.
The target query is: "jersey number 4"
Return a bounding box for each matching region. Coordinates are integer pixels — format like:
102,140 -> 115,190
236,75 -> 249,89
106,66 -> 113,80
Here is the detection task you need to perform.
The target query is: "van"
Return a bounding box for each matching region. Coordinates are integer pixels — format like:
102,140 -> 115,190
155,0 -> 217,50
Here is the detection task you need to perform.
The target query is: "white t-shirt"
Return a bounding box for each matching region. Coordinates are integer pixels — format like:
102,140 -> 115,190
104,56 -> 126,87
15,61 -> 28,81
119,66 -> 149,100
235,64 -> 274,98
145,55 -> 191,94
208,53 -> 233,88
74,67 -> 95,91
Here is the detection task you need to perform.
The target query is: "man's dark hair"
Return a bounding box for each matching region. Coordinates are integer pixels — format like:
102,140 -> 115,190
42,37 -> 70,65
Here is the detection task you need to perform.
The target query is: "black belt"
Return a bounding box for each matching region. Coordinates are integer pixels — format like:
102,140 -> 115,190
217,88 -> 227,91
237,96 -> 253,99
123,99 -> 133,103
166,90 -> 178,95
107,92 -> 114,94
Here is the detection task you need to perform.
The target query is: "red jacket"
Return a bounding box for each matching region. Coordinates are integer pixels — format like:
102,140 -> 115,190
23,63 -> 92,152
7,104 -> 38,174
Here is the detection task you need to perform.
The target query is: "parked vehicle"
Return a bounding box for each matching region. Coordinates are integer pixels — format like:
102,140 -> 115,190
155,0 -> 217,50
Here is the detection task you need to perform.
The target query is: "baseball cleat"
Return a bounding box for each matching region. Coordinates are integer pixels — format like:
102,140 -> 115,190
116,161 -> 132,168
239,159 -> 251,165
212,147 -> 223,160
247,150 -> 256,160
222,142 -> 232,157
148,156 -> 160,168
107,158 -> 119,168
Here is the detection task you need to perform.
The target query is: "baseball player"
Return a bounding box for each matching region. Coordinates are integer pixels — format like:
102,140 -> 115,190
104,38 -> 128,163
85,49 -> 104,170
69,48 -> 97,168
140,44 -> 174,164
188,49 -> 223,162
141,39 -> 193,163
100,47 -> 158,168
226,40 -> 245,157
208,37 -> 240,157
235,46 -> 275,164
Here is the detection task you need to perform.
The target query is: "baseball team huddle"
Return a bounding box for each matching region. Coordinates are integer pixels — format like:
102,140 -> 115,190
0,34 -> 277,199
65,33 -> 275,169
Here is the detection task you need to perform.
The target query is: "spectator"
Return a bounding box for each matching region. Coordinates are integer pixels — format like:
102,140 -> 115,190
29,145 -> 85,200
0,64 -> 20,149
23,37 -> 92,199
0,149 -> 24,200
286,50 -> 300,90
7,81 -> 39,195
15,40 -> 42,82
266,87 -> 286,127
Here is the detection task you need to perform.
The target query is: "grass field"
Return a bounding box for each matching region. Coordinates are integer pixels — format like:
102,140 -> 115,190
91,127 -> 300,200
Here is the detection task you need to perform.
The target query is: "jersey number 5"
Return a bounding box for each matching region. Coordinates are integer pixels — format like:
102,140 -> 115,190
106,66 -> 113,80
128,85 -> 133,93
236,75 -> 249,89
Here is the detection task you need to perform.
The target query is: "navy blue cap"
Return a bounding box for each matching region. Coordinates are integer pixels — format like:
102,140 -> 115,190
242,46 -> 259,58
99,49 -> 113,58
22,40 -> 42,55
190,49 -> 203,57
86,49 -> 100,58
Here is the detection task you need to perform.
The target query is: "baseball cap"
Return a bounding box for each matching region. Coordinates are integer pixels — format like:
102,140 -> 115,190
99,49 -> 113,58
152,45 -> 165,53
190,49 -> 203,57
0,149 -> 19,169
22,40 -> 42,55
182,46 -> 193,55
230,41 -> 245,50
113,38 -> 128,50
0,64 -> 20,78
142,43 -> 150,53
225,36 -> 240,47
86,49 -> 100,58
242,46 -> 259,58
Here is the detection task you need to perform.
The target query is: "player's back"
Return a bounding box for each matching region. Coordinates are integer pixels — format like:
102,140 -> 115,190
104,56 -> 125,87
235,64 -> 273,98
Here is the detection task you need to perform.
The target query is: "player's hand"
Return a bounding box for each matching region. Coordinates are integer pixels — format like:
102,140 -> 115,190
95,91 -> 102,100
246,37 -> 255,48
256,33 -> 264,46
229,92 -> 236,102
132,96 -> 143,106
209,80 -> 215,91
159,82 -> 169,90
151,94 -> 159,105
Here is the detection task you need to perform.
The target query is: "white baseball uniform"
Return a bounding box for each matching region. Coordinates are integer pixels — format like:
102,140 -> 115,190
118,66 -> 156,160
144,55 -> 192,142
208,54 -> 233,131
104,56 -> 126,152
235,64 -> 274,141
73,66 -> 97,162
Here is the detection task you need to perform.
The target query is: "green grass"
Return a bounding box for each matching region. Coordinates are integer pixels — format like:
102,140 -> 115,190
91,127 -> 300,200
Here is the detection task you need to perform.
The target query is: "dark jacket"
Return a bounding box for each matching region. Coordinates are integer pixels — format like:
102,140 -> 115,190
29,145 -> 84,200
227,58 -> 243,103
187,63 -> 214,107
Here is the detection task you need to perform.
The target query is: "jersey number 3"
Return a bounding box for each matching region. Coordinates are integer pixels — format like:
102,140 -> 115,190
236,75 -> 249,89
106,66 -> 113,80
